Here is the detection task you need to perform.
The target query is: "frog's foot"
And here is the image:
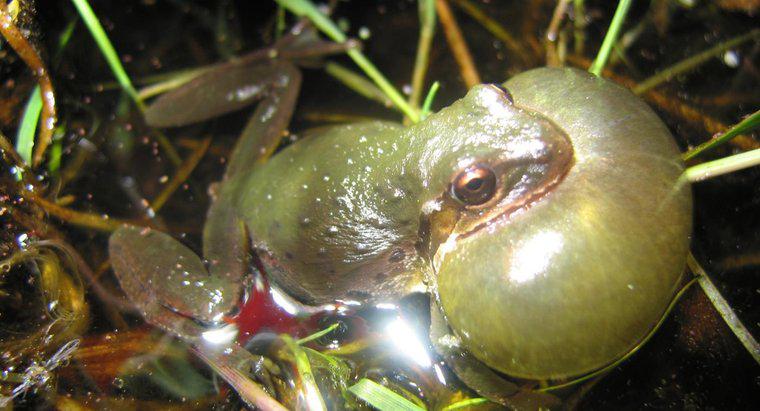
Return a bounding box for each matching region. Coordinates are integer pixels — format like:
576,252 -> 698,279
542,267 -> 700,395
429,302 -> 561,410
109,225 -> 242,340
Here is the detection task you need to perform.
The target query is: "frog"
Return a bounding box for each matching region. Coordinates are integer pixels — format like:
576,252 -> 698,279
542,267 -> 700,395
108,23 -> 692,409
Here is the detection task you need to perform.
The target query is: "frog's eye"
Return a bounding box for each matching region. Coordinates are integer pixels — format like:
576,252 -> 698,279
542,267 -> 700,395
489,84 -> 514,104
451,165 -> 497,206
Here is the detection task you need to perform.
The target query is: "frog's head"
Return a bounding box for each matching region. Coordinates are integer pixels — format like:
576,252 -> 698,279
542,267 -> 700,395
410,84 -> 574,255
406,83 -> 576,377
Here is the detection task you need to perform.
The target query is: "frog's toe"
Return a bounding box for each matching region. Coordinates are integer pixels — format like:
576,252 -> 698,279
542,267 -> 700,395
109,226 -> 240,326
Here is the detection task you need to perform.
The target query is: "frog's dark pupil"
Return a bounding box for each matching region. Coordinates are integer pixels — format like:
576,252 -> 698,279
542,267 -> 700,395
451,165 -> 497,206
466,178 -> 483,191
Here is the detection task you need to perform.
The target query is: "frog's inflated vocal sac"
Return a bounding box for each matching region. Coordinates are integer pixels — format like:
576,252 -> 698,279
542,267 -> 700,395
110,66 -> 692,405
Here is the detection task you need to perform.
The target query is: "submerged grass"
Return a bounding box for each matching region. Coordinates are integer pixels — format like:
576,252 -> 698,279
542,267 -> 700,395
15,86 -> 42,164
348,378 -> 425,411
70,0 -> 144,110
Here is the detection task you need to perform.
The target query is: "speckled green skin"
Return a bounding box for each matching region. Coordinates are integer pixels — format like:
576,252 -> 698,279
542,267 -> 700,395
226,81 -> 572,305
436,68 -> 692,380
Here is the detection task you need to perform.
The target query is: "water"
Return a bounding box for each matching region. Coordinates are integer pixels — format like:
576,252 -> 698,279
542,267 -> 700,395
1,0 -> 758,409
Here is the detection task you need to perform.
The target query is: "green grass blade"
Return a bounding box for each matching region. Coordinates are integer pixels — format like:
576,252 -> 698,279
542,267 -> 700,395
282,335 -> 328,411
683,109 -> 760,161
687,254 -> 760,365
16,86 -> 42,165
685,147 -> 760,182
276,0 -> 420,122
348,378 -> 425,411
589,0 -> 632,76
296,322 -> 339,345
47,134 -> 63,174
441,397 -> 490,410
324,62 -> 393,108
70,0 -> 144,110
420,81 -> 440,120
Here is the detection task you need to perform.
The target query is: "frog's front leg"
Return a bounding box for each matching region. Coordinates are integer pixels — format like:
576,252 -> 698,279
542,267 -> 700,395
204,60 -> 301,294
111,58 -> 302,327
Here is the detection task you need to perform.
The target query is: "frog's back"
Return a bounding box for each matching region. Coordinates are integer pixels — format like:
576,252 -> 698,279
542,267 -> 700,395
233,121 -> 427,304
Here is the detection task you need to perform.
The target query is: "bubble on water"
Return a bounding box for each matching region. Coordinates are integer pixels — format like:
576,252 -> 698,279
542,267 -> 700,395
358,26 -> 371,40
723,50 -> 740,68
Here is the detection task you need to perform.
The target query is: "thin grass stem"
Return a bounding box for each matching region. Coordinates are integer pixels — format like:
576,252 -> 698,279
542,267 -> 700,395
409,0 -> 436,111
687,253 -> 760,365
138,68 -> 209,100
420,81 -> 440,119
634,29 -> 760,95
685,148 -> 760,182
276,0 -> 419,122
296,322 -> 339,345
70,0 -> 144,110
324,62 -> 393,108
683,109 -> 760,160
589,0 -> 632,76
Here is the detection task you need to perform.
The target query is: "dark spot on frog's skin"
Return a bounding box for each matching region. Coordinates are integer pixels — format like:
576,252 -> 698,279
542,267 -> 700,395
374,272 -> 387,282
389,249 -> 405,263
285,251 -> 293,260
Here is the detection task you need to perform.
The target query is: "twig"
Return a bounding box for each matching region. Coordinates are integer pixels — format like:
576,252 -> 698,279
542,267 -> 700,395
0,0 -> 57,166
451,0 -> 528,65
150,136 -> 212,212
573,0 -> 586,55
29,194 -> 151,232
546,0 -> 571,67
436,0 -> 480,87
